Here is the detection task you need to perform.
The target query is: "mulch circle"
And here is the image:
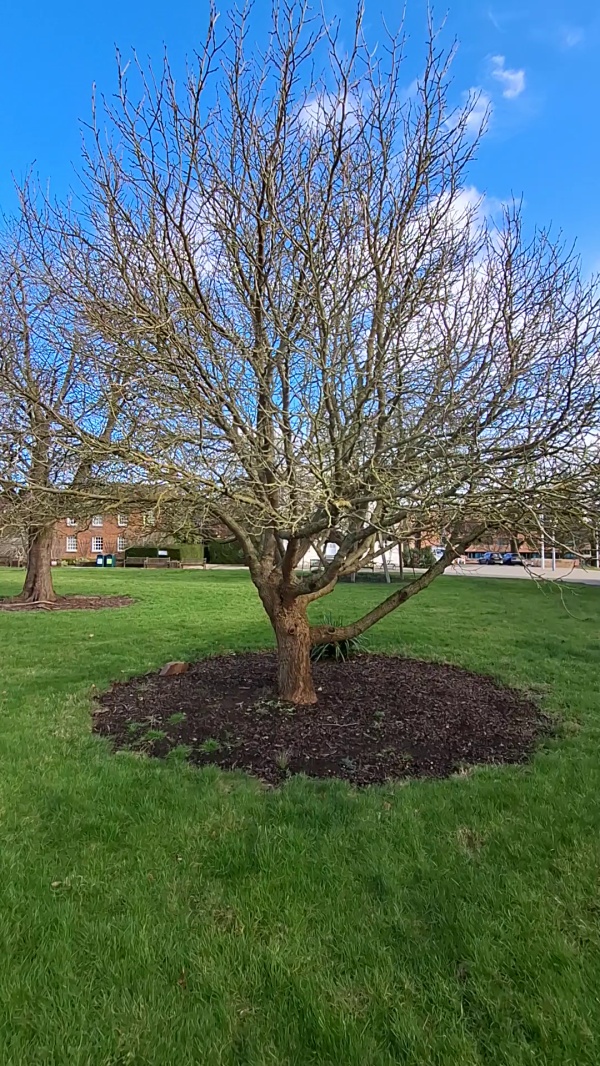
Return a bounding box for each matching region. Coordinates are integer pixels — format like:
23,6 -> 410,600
94,652 -> 551,786
0,595 -> 134,612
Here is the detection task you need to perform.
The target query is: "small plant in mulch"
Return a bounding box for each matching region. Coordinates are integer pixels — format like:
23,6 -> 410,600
145,729 -> 168,743
254,697 -> 295,716
167,712 -> 186,725
166,744 -> 194,764
94,651 -> 552,787
274,749 -> 292,774
199,737 -> 222,754
310,613 -> 368,663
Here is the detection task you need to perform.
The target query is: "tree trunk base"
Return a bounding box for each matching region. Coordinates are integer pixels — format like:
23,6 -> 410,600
17,527 -> 56,604
274,602 -> 318,704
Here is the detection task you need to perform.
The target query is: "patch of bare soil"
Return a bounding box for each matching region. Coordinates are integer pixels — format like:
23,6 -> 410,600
94,652 -> 550,786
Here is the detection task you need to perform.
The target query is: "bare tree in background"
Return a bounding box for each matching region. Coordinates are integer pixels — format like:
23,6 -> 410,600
53,2 -> 599,698
0,210 -> 129,603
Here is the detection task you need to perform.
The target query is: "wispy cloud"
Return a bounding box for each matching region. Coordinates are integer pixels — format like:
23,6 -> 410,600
490,55 -> 526,99
487,8 -> 501,31
559,26 -> 584,49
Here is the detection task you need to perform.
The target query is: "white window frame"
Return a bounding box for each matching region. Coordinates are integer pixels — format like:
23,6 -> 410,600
117,513 -> 128,527
66,517 -> 76,527
92,536 -> 104,553
117,536 -> 127,552
66,536 -> 77,553
91,515 -> 103,527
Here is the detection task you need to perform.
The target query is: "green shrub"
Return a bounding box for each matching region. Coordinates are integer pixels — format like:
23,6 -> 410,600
176,543 -> 205,564
310,613 -> 368,663
206,539 -> 246,565
125,540 -> 245,564
403,547 -> 436,569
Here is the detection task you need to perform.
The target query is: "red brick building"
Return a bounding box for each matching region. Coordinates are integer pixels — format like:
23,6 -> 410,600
52,512 -> 146,562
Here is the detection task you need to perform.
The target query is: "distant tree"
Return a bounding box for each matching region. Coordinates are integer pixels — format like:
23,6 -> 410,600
50,2 -> 600,696
0,209 -> 130,603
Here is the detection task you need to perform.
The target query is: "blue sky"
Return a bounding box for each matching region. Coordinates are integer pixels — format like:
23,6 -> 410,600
1,0 -> 598,272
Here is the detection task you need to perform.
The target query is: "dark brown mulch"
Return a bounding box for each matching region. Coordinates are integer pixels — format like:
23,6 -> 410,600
0,595 -> 134,612
94,652 -> 550,786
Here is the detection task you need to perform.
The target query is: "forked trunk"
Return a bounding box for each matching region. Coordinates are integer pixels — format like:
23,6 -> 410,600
17,526 -> 56,603
273,601 -> 317,705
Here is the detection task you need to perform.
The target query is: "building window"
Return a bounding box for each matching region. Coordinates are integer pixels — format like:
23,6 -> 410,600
92,537 -> 103,553
117,513 -> 128,527
66,517 -> 76,527
92,515 -> 103,527
143,511 -> 155,527
117,536 -> 126,552
66,536 -> 77,553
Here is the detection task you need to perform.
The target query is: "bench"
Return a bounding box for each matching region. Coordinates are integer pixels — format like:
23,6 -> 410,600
309,556 -> 338,571
144,557 -> 182,569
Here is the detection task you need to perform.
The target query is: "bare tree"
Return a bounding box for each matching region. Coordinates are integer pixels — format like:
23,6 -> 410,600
0,207 -> 131,603
54,2 -> 599,698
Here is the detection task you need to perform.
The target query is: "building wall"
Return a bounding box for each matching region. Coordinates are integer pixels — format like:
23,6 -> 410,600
52,512 -> 145,561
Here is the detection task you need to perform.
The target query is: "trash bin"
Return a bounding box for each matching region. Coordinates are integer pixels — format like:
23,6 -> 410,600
103,554 -> 115,568
95,554 -> 104,567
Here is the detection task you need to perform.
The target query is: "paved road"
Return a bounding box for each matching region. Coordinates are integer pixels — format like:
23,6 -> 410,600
199,562 -> 600,586
444,563 -> 600,586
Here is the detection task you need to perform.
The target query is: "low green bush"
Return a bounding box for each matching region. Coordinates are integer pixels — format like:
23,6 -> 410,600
176,543 -> 205,564
403,547 -> 436,569
310,613 -> 368,662
205,539 -> 246,565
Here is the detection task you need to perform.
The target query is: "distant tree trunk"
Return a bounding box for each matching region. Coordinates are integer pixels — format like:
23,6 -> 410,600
380,540 -> 391,584
272,599 -> 317,704
591,529 -> 599,568
17,526 -> 56,603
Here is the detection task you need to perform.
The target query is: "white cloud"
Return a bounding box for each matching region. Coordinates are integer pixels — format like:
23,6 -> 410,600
299,90 -> 362,133
490,55 -> 526,99
437,185 -> 506,239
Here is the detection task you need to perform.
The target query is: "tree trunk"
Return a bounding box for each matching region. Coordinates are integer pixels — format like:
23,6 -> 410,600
380,539 -> 391,584
17,526 -> 56,603
273,600 -> 317,704
591,530 -> 599,568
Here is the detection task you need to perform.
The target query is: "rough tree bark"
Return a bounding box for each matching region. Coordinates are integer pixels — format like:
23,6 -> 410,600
273,600 -> 317,704
258,578 -> 318,704
17,526 -> 56,603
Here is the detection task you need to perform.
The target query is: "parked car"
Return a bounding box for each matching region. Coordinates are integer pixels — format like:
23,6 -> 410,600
502,553 -> 524,565
481,552 -> 503,564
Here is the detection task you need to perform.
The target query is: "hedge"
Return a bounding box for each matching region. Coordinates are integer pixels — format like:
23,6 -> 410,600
205,539 -> 246,565
124,540 -> 246,564
122,541 -> 246,567
176,543 -> 205,563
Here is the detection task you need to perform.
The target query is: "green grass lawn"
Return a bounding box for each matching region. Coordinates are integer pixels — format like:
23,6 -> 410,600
1,567 -> 599,1066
